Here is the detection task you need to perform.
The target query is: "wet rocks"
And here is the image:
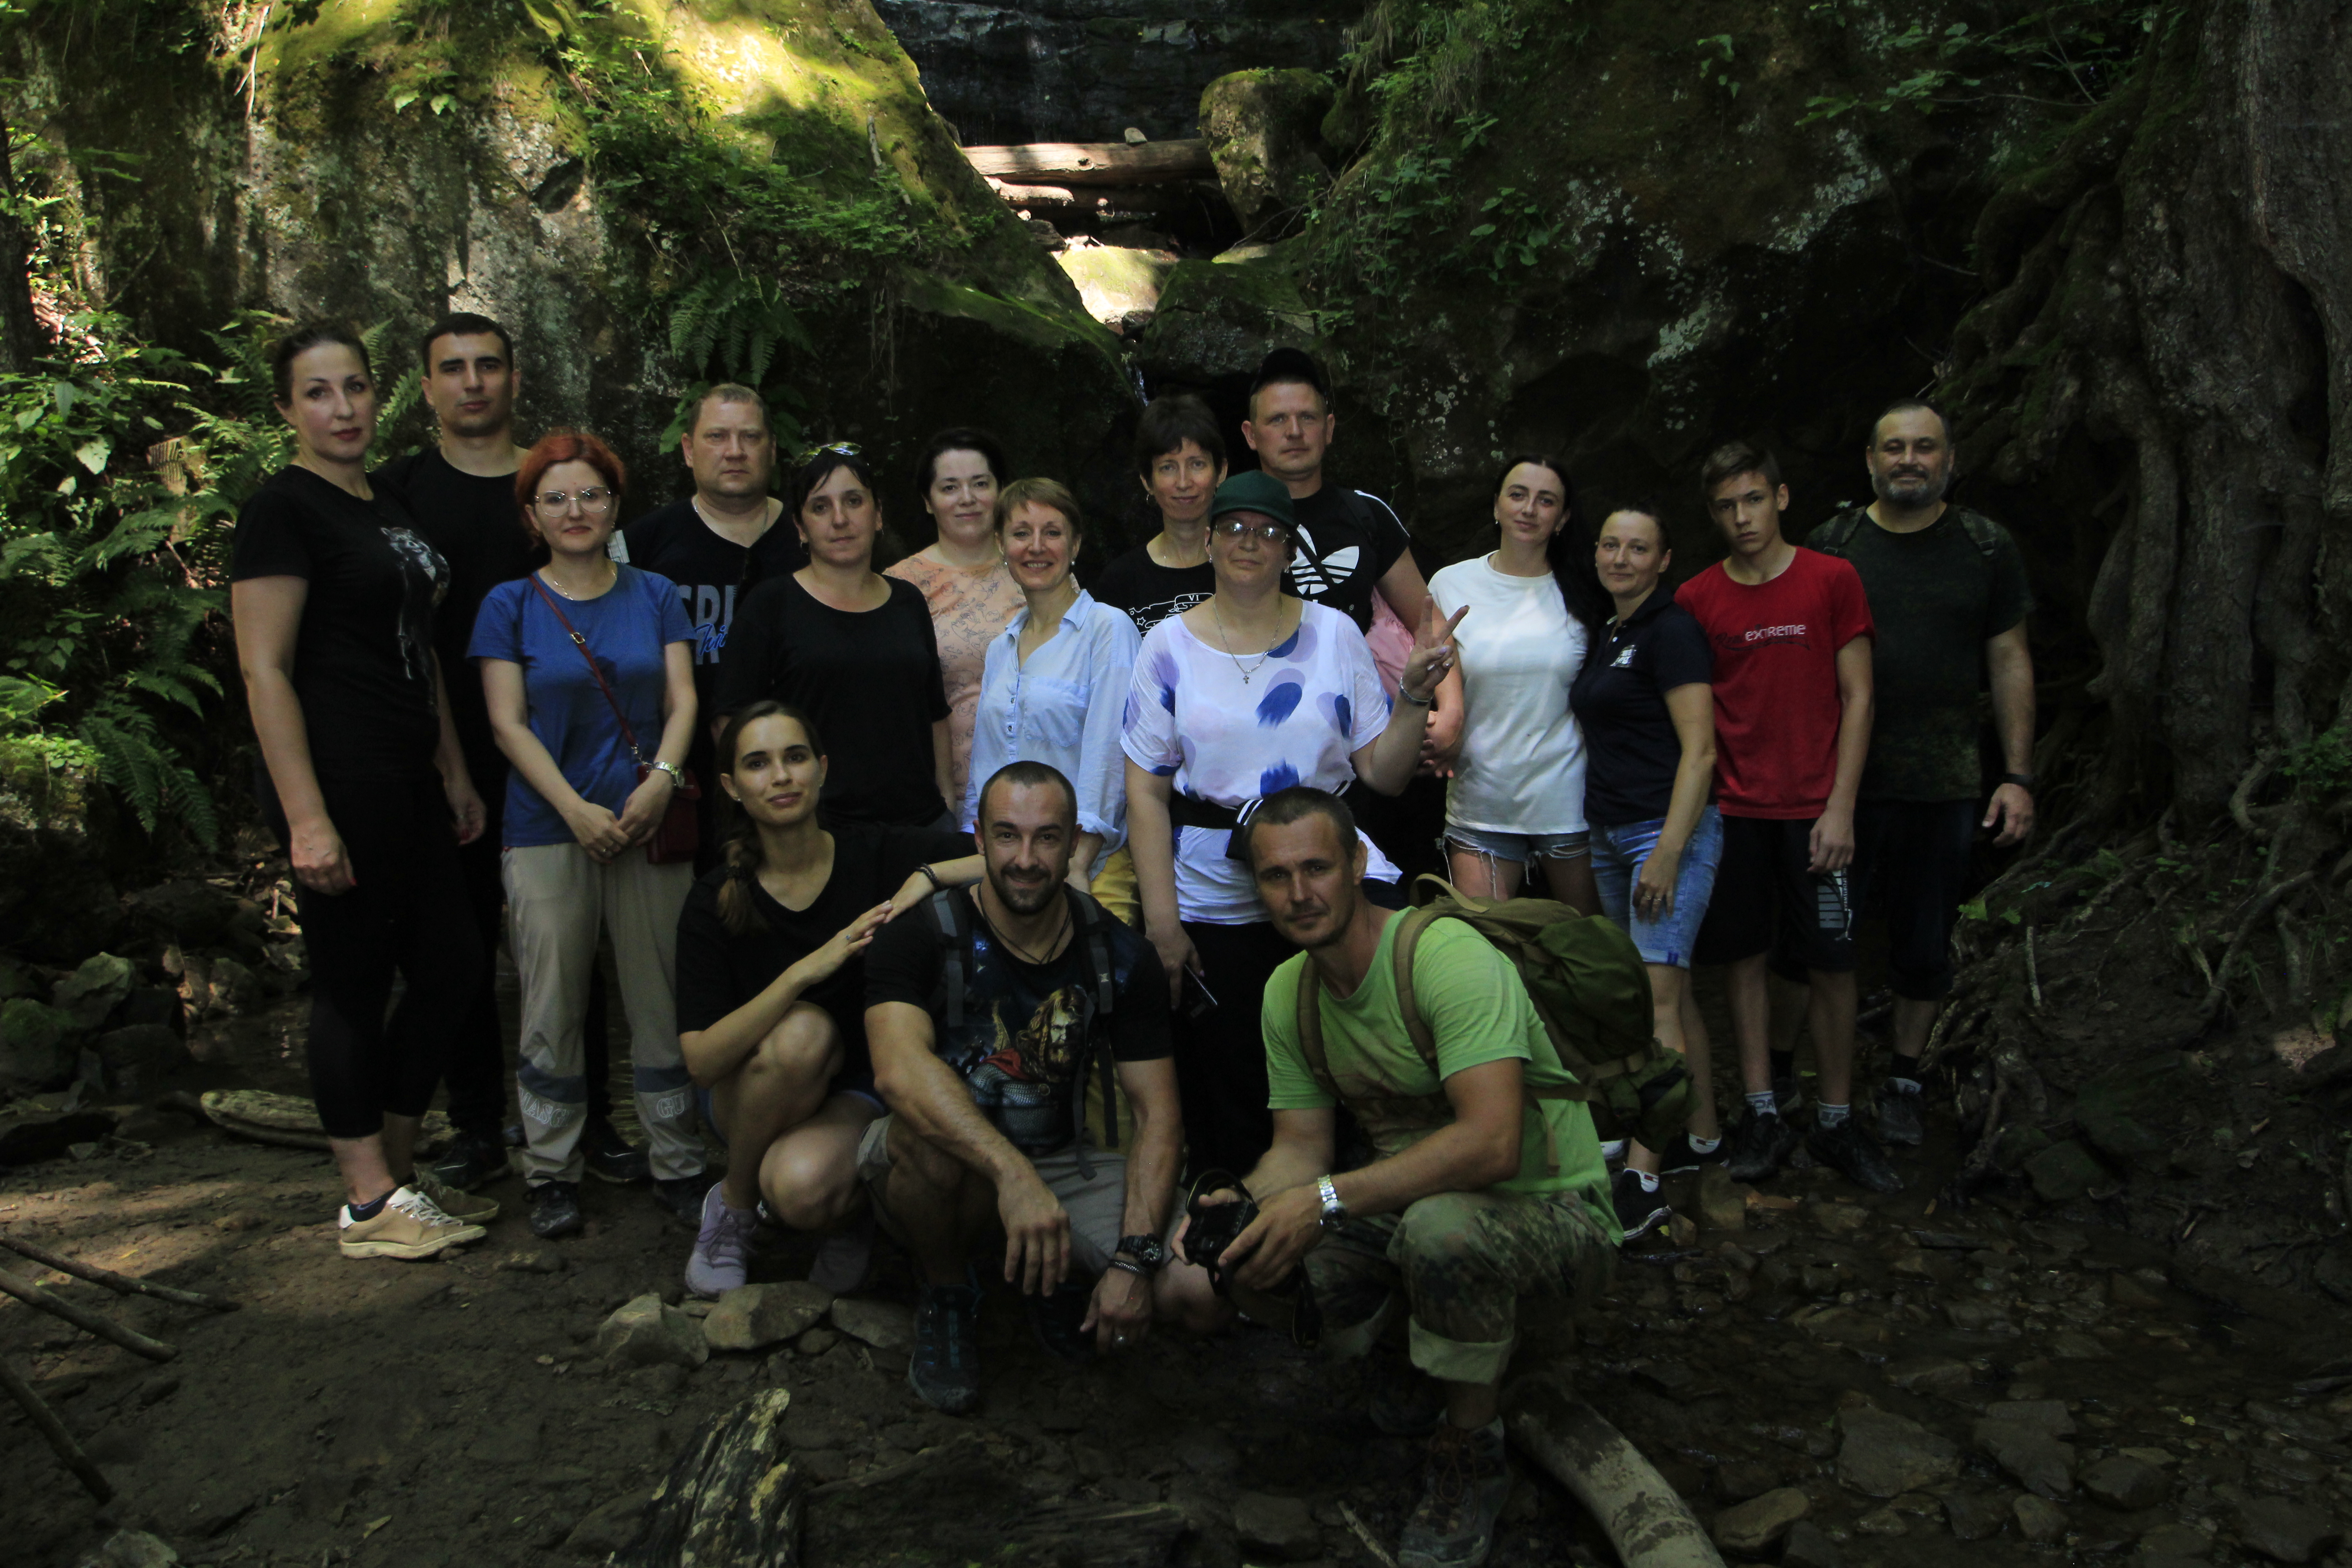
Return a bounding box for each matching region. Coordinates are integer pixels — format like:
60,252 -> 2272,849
1943,1489 -> 2012,1541
831,1298 -> 914,1353
1836,1404 -> 1961,1497
52,952 -> 133,1027
94,1024 -> 185,1097
561,1489 -> 652,1556
0,997 -> 80,1091
1975,1403 -> 2077,1499
2238,1497 -> 2344,1563
1780,1520 -> 1846,1568
704,1282 -> 833,1352
1199,70 -> 1334,236
1715,1459 -> 1783,1502
1712,1487 -> 1810,1554
1944,1298 -> 2017,1333
1233,1492 -> 1320,1560
2081,1453 -> 2167,1509
595,1293 -> 708,1371
75,1531 -> 179,1568
2024,1139 -> 2109,1201
1813,1200 -> 1872,1236
1699,1165 -> 1748,1231
2014,1493 -> 2068,1542
1886,1356 -> 1972,1394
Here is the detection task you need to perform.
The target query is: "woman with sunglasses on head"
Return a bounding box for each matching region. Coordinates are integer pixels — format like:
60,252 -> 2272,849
674,701 -> 982,1298
961,478 -> 1142,892
470,432 -> 706,1240
1122,471 -> 1464,1175
718,445 -> 955,828
1423,456 -> 1608,913
230,322 -> 492,1261
886,429 -> 1024,815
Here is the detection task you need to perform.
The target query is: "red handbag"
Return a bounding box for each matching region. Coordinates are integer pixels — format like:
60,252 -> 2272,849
527,575 -> 702,864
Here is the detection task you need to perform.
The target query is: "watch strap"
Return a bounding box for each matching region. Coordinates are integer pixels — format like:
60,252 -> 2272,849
2001,771 -> 2035,789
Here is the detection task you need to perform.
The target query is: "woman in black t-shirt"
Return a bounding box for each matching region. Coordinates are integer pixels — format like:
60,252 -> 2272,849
715,447 -> 955,827
1093,395 -> 1226,638
675,702 -> 980,1299
229,323 -> 491,1262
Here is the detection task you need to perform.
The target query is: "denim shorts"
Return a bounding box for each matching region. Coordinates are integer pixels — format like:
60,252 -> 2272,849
1590,807 -> 1725,969
1442,823 -> 1592,870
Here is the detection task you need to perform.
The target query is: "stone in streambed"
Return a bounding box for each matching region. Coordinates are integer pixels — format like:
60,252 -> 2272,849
1837,1405 -> 1961,1498
1710,1486 -> 1808,1554
2082,1454 -> 2166,1510
2014,1493 -> 2068,1543
75,1532 -> 180,1568
2237,1497 -> 2343,1563
2024,1138 -> 2109,1201
704,1281 -> 832,1352
1779,1521 -> 1846,1568
1698,1164 -> 1747,1231
1232,1491 -> 1320,1561
595,1293 -> 708,1370
1943,1489 -> 2013,1541
831,1297 -> 914,1353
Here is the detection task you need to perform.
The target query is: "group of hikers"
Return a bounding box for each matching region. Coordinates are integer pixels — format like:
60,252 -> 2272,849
226,312 -> 2034,1568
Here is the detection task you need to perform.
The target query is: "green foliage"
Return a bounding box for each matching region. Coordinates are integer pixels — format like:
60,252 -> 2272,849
1344,0 -> 1545,140
2282,728 -> 2352,796
1798,1 -> 2180,123
661,274 -> 810,449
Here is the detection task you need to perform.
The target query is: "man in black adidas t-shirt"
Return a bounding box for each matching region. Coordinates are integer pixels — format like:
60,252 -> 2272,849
863,763 -> 1186,1414
378,314 -> 641,1194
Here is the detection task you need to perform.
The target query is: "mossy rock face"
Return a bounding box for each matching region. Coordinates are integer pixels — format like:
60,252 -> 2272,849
1134,245 -> 1320,386
1200,68 -> 1335,235
5,0 -> 1130,513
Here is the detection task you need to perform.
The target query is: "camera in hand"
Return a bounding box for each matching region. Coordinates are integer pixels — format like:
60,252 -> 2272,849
1182,1169 -> 1321,1347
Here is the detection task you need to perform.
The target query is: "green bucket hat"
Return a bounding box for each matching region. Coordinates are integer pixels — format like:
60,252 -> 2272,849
1208,470 -> 1296,533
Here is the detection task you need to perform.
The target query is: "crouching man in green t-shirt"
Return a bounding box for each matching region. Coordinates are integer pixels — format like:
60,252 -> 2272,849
1159,786 -> 1619,1568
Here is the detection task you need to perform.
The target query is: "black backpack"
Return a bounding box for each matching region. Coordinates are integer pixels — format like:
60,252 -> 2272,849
1807,504 -> 2006,562
923,886 -> 1125,1152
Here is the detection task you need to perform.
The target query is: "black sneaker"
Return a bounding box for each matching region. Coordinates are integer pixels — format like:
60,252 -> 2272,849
908,1283 -> 985,1415
1610,1168 -> 1673,1245
1773,1073 -> 1807,1116
1656,1131 -> 1726,1175
582,1117 -> 652,1185
1724,1110 -> 1798,1183
1877,1078 -> 1926,1147
1021,1282 -> 1095,1367
650,1172 -> 715,1230
1366,1346 -> 1446,1437
528,1180 -> 583,1239
1808,1117 -> 1903,1194
1398,1419 -> 1511,1568
428,1130 -> 508,1192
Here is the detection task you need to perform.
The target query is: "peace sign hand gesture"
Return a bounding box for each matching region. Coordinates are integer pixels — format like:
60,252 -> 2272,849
1400,600 -> 1468,705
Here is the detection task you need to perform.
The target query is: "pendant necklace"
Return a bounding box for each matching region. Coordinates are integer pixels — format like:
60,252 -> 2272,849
1210,598 -> 1278,685
992,900 -> 1072,966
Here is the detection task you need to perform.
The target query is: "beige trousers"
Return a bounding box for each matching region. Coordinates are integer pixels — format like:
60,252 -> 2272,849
504,843 -> 701,1185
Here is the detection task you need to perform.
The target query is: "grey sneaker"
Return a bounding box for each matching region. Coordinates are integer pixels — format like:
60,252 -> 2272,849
1877,1078 -> 1926,1147
685,1182 -> 759,1298
1398,1419 -> 1511,1568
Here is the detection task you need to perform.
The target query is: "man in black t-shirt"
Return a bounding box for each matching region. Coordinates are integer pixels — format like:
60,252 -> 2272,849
613,385 -> 806,867
377,313 -> 643,1194
864,763 -> 1188,1415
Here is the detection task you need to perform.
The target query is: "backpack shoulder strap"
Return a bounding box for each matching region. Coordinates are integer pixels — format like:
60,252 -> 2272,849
1954,505 -> 2005,560
1806,509 -> 1865,559
927,887 -> 972,1029
1066,888 -> 1116,1017
1291,961 -> 1340,1101
1387,904 -> 1451,1074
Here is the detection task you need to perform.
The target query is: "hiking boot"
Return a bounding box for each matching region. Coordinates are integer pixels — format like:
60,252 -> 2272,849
582,1117 -> 651,1185
1610,1168 -> 1673,1246
1808,1118 -> 1904,1195
1022,1281 -> 1095,1367
1773,1073 -> 1806,1116
1398,1419 -> 1511,1568
686,1182 -> 759,1298
338,1186 -> 486,1260
1877,1078 -> 1926,1147
413,1169 -> 500,1226
1724,1110 -> 1798,1183
1366,1348 -> 1445,1438
428,1129 -> 508,1192
1656,1131 -> 1725,1175
651,1171 -> 715,1230
528,1180 -> 583,1240
908,1282 -> 985,1415
808,1207 -> 876,1296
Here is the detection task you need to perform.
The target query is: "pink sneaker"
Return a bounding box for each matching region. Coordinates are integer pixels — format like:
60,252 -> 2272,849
685,1182 -> 758,1298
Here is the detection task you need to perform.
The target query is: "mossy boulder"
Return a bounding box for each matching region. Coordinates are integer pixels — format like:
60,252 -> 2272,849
1200,69 -> 1335,236
1134,244 -> 1320,385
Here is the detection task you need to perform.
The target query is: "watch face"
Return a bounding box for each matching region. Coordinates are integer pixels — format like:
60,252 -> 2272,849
1119,1235 -> 1169,1268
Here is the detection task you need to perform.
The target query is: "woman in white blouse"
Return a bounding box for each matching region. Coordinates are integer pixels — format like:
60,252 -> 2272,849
960,478 -> 1141,890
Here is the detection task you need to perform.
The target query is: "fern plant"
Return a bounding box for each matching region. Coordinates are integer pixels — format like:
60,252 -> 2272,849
661,273 -> 811,449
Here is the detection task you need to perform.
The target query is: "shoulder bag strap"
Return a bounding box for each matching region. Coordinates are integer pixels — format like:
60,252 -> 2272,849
927,887 -> 969,1030
527,572 -> 649,765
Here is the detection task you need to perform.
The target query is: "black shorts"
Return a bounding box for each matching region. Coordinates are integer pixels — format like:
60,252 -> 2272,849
1693,814 -> 1857,974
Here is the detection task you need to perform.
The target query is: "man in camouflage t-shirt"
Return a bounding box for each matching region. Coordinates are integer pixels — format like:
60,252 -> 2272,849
1805,400 -> 2035,1146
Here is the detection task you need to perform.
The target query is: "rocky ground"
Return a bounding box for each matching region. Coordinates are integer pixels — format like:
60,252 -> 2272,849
5,962 -> 2352,1568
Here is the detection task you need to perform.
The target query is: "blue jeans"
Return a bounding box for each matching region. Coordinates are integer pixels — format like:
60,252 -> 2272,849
1591,808 -> 1725,968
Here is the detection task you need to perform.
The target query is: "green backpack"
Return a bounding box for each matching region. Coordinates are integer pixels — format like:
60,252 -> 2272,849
1293,874 -> 1695,1162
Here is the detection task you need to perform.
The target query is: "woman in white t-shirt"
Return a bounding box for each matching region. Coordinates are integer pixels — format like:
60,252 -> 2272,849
1425,456 -> 1605,912
1123,470 -> 1461,1175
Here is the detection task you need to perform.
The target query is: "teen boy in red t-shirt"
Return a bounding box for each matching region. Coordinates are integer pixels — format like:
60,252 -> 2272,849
1676,442 -> 1898,1194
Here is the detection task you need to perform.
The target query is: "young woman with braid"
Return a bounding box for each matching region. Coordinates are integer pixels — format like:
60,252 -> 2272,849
673,702 -> 982,1298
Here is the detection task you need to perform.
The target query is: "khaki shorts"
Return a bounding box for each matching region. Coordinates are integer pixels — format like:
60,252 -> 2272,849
856,1115 -> 1178,1277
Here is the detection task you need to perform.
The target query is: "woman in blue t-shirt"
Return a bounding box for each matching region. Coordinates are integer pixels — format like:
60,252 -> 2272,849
471,432 -> 702,1241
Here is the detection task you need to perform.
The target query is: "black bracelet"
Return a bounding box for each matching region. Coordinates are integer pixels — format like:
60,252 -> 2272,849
917,863 -> 944,889
2001,772 -> 2035,790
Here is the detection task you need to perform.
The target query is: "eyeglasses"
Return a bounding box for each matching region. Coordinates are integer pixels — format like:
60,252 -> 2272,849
1212,517 -> 1289,544
533,487 -> 615,513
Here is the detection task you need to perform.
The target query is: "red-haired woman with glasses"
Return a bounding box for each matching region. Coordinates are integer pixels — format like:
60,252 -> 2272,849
470,432 -> 706,1240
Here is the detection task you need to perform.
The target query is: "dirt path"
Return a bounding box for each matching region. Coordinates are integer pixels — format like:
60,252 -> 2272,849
5,992 -> 2352,1567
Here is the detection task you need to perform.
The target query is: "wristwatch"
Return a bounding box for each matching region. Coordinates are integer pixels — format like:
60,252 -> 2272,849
1316,1174 -> 1348,1232
2001,772 -> 2036,789
1115,1234 -> 1170,1272
647,760 -> 683,784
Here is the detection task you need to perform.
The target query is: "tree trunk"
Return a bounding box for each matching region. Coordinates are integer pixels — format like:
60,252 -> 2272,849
0,110 -> 42,376
1946,0 -> 2352,821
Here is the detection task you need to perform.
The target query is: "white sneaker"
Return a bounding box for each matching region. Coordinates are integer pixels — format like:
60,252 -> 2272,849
338,1185 -> 487,1260
685,1182 -> 759,1298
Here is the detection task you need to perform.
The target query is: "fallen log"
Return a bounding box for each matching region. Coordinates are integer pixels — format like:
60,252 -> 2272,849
964,139 -> 1211,186
1505,1374 -> 1724,1568
984,178 -> 1199,216
0,1264 -> 176,1362
0,1232 -> 238,1313
0,1353 -> 112,1502
614,1388 -> 803,1568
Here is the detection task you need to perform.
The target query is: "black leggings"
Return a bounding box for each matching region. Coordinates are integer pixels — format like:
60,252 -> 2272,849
265,769 -> 481,1140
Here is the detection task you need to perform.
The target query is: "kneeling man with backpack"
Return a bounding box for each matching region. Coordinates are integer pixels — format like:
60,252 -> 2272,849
1160,785 -> 1630,1568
